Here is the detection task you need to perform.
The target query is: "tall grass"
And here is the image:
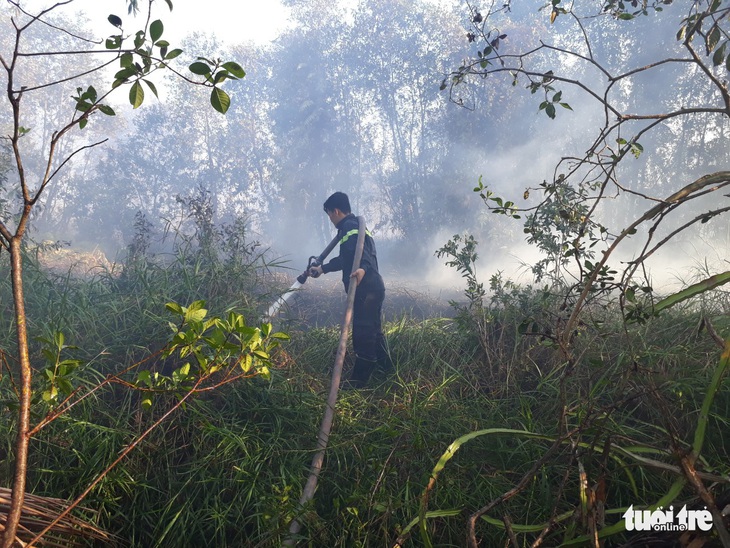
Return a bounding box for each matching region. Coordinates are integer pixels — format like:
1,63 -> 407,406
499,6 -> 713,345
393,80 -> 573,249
1,224 -> 728,546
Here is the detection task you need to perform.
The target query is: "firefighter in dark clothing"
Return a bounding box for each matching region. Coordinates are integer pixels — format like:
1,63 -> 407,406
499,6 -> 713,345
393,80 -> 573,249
308,191 -> 393,388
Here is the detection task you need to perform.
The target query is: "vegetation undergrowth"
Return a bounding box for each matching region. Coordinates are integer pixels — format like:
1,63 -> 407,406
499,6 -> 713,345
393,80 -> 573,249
2,216 -> 729,546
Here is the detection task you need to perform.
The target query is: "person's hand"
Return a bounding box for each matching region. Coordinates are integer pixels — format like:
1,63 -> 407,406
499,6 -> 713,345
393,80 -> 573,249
350,268 -> 365,285
309,265 -> 324,278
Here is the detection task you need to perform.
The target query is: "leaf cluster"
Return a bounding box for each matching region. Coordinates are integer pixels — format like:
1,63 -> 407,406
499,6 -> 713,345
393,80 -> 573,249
129,300 -> 289,409
103,13 -> 244,114
37,331 -> 82,404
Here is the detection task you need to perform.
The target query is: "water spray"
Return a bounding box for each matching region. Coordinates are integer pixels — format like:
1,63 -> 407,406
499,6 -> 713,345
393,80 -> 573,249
264,233 -> 340,320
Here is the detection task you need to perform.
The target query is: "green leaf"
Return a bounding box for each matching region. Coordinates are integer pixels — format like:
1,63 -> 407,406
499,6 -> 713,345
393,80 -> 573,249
625,287 -> 636,303
545,103 -> 556,119
188,300 -> 207,311
114,66 -> 136,81
713,42 -> 726,66
654,270 -> 730,313
399,510 -> 463,541
120,52 -> 134,68
134,30 -> 145,49
214,70 -> 229,84
693,341 -> 730,458
185,309 -> 208,323
150,19 -> 164,42
108,14 -> 122,28
222,61 -> 246,78
137,370 -> 152,387
241,354 -> 253,372
106,35 -> 122,49
210,87 -> 230,114
184,301 -> 208,323
75,101 -> 92,113
57,378 -> 73,395
129,81 -> 144,108
189,61 -> 211,75
143,79 -> 159,98
98,104 -> 115,116
79,118 -> 88,129
708,26 -> 721,52
165,48 -> 183,60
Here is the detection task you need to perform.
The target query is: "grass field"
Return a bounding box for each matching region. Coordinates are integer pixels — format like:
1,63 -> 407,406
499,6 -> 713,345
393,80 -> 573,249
1,237 -> 729,547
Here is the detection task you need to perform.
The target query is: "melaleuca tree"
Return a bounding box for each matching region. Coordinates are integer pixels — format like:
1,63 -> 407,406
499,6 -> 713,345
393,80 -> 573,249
347,0 -> 466,244
266,0 -> 361,248
269,0 -> 491,257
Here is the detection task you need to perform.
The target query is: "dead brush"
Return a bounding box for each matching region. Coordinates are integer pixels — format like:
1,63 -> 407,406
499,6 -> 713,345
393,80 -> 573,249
0,487 -> 115,547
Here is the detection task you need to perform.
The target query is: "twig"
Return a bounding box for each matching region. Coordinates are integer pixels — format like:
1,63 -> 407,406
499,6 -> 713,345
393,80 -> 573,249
466,428 -> 579,548
703,316 -> 726,350
679,455 -> 730,548
503,514 -> 519,548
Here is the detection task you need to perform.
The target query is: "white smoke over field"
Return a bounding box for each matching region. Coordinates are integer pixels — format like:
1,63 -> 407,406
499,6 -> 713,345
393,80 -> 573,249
3,0 -> 728,310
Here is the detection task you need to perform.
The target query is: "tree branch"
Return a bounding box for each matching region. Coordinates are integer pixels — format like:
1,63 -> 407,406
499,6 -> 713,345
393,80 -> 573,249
31,139 -> 109,206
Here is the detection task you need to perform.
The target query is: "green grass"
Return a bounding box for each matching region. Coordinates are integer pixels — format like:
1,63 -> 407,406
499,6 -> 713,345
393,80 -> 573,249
1,239 -> 729,547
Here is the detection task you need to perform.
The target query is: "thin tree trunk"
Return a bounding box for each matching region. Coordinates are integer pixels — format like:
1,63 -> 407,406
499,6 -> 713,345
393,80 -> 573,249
2,238 -> 32,548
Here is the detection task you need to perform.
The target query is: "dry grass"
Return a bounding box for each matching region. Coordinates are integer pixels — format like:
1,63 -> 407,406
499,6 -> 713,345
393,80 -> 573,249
0,488 -> 114,547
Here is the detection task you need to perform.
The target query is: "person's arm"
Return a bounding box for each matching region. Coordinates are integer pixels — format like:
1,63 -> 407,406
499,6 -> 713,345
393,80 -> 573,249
321,255 -> 342,273
335,228 -> 357,276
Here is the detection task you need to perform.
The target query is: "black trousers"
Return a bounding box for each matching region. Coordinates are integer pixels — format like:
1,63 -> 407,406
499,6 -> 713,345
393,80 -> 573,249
352,282 -> 385,363
346,274 -> 391,387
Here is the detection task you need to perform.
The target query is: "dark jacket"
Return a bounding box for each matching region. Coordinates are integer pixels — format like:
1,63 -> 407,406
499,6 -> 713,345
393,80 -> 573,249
322,214 -> 383,293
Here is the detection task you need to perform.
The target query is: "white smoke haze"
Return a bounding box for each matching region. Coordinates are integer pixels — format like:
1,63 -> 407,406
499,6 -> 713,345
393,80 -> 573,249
2,0 -> 728,308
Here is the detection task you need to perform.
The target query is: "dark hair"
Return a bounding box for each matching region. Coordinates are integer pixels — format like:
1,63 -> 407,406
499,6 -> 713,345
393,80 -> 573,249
323,191 -> 351,214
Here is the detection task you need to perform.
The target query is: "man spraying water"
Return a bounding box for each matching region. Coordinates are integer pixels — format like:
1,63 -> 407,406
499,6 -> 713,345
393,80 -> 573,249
308,192 -> 393,388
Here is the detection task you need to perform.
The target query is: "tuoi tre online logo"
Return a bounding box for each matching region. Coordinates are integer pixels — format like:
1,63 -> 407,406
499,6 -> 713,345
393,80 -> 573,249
623,505 -> 713,532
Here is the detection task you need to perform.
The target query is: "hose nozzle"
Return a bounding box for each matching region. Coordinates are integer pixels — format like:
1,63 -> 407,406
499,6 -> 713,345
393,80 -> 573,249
297,256 -> 321,284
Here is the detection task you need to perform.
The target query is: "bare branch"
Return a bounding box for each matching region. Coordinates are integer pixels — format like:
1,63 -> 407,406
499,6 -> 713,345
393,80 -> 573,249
7,0 -> 76,33
31,139 -> 109,206
564,172 -> 730,340
11,56 -> 119,95
10,2 -> 103,45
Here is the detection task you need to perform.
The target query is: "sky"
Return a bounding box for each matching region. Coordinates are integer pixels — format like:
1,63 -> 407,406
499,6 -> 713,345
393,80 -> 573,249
27,0 -> 291,46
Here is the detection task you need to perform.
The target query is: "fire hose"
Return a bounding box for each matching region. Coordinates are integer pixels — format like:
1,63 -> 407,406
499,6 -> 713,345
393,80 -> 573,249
284,216 -> 367,544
